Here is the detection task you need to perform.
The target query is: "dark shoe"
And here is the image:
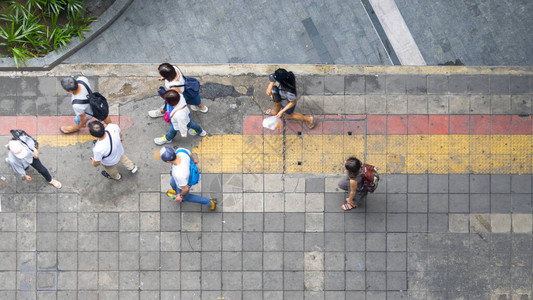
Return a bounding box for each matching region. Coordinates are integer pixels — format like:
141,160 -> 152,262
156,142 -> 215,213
101,170 -> 121,180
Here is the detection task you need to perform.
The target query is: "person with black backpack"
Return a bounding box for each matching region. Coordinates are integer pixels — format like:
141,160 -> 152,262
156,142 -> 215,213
60,76 -> 110,134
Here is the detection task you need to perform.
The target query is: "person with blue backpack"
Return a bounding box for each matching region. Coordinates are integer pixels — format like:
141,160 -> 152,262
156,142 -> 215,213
158,146 -> 216,210
148,63 -> 208,120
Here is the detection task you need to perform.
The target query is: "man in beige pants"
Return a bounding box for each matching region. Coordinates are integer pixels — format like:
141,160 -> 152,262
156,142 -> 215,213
89,121 -> 137,180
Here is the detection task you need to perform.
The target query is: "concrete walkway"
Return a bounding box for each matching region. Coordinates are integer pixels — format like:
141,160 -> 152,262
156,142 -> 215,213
0,65 -> 532,299
64,0 -> 533,66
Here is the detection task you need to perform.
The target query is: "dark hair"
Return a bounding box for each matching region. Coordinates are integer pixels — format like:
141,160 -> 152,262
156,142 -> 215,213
275,68 -> 297,96
345,157 -> 362,179
88,120 -> 105,138
61,77 -> 78,92
163,90 -> 181,106
158,63 -> 177,81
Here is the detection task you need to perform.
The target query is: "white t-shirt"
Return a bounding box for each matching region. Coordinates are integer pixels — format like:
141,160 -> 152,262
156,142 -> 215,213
92,124 -> 124,166
170,106 -> 190,138
171,148 -> 191,188
165,66 -> 187,109
71,76 -> 93,116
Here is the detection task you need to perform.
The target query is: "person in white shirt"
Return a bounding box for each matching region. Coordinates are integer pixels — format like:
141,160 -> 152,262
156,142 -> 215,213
158,146 -> 216,210
89,121 -> 137,180
60,76 -> 111,134
148,63 -> 208,118
154,90 -> 207,145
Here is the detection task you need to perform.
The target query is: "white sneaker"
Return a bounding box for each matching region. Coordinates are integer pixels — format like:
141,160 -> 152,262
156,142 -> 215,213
5,157 -> 9,163
148,109 -> 164,118
154,136 -> 171,145
131,165 -> 138,174
190,105 -> 208,113
199,130 -> 207,137
188,129 -> 198,136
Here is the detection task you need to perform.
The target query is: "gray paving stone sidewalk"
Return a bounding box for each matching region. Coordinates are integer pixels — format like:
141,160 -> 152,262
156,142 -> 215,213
64,0 -> 533,66
0,68 -> 532,299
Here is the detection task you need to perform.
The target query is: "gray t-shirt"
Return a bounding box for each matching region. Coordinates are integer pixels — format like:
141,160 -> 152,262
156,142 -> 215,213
269,74 -> 296,107
7,136 -> 34,177
71,76 -> 94,116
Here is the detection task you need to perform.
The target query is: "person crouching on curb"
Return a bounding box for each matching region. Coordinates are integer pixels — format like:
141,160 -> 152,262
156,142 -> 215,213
157,146 -> 216,210
338,157 -> 365,210
154,90 -> 207,145
266,68 -> 316,129
88,121 -> 138,180
5,138 -> 61,189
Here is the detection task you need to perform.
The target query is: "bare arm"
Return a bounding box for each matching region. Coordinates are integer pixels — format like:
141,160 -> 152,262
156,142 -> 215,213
266,82 -> 275,96
175,185 -> 189,202
91,157 -> 101,167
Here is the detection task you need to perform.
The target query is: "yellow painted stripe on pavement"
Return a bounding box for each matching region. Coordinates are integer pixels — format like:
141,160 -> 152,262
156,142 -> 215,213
193,134 -> 533,174
37,135 -> 95,148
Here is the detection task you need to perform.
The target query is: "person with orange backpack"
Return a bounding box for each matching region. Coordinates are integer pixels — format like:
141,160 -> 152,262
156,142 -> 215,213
338,157 -> 379,210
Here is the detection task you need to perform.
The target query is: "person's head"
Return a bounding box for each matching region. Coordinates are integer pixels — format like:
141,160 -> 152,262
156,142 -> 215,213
158,63 -> 177,81
61,77 -> 78,92
6,140 -> 28,159
159,146 -> 176,162
345,156 -> 362,178
88,120 -> 105,138
163,90 -> 181,106
271,68 -> 296,95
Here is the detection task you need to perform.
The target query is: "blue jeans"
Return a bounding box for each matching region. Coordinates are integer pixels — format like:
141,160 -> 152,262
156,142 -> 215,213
170,177 -> 210,206
165,118 -> 203,141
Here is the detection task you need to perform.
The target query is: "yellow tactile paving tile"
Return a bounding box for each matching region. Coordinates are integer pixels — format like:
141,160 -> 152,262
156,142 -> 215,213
37,135 -> 95,147
193,134 -> 533,174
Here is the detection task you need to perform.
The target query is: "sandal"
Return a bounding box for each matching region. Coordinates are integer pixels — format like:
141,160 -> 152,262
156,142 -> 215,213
59,125 -> 79,134
342,202 -> 357,211
49,179 -> 62,189
307,116 -> 316,129
265,109 -> 275,116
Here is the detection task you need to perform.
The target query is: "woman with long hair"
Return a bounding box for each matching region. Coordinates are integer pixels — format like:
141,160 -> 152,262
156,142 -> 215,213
266,68 -> 315,128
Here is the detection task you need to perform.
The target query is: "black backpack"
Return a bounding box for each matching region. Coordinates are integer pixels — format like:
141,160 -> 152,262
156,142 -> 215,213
73,81 -> 109,121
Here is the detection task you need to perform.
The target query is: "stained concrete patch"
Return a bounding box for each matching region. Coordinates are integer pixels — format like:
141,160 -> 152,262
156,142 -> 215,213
449,214 -> 469,233
491,214 -> 511,233
304,251 -> 324,291
512,214 -> 533,233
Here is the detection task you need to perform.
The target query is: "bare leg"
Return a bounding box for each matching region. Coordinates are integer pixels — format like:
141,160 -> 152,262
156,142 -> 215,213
285,112 -> 314,125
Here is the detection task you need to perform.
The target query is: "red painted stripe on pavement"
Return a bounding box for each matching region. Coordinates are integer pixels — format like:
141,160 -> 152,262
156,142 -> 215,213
0,116 -> 133,135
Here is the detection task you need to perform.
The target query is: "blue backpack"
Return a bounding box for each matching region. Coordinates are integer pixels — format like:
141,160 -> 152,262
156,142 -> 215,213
173,77 -> 200,103
176,149 -> 200,186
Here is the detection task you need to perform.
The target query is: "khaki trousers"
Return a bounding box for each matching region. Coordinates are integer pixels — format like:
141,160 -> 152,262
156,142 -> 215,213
103,154 -> 134,179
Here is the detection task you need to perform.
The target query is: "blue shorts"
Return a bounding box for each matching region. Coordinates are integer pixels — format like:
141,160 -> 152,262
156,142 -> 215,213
74,114 -> 92,125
